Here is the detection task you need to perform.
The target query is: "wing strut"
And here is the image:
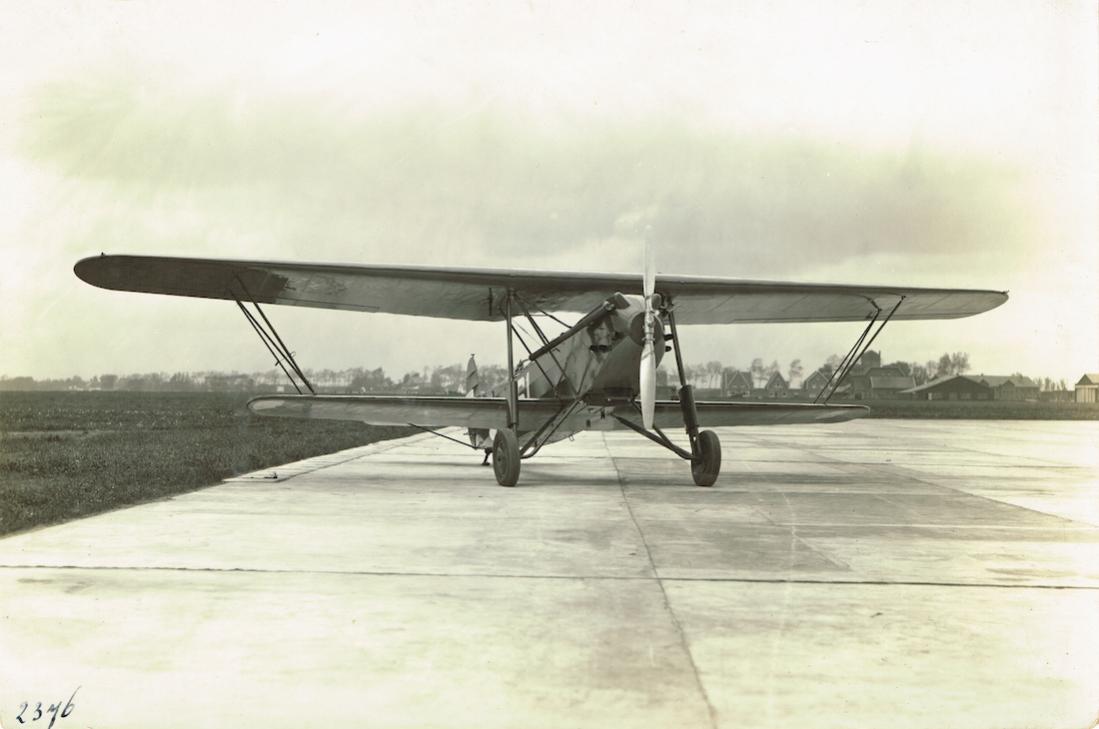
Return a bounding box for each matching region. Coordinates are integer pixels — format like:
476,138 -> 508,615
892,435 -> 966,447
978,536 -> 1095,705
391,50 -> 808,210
228,278 -> 316,395
814,297 -> 905,403
405,423 -> 483,450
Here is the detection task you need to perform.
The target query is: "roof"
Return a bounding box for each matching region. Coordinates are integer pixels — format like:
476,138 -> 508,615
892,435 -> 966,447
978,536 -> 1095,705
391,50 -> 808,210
862,366 -> 905,377
869,376 -> 916,389
974,375 -> 1038,388
899,374 -> 989,394
1077,373 -> 1099,386
724,370 -> 753,387
763,371 -> 788,388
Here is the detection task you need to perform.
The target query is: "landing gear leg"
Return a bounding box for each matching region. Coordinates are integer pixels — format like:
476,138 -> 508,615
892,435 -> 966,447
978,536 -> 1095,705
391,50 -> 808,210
667,307 -> 723,487
481,449 -> 491,466
493,291 -> 522,487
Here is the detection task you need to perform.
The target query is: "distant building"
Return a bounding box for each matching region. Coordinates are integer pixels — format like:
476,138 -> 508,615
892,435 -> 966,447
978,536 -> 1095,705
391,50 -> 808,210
866,374 -> 917,400
1076,373 -> 1099,404
899,375 -> 992,401
972,375 -> 1039,401
755,371 -> 789,398
847,366 -> 915,400
722,369 -> 753,398
853,350 -> 881,372
801,368 -> 832,399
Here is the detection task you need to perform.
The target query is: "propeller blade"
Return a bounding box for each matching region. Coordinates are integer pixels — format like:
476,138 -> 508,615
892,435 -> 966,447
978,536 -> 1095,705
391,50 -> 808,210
640,339 -> 656,429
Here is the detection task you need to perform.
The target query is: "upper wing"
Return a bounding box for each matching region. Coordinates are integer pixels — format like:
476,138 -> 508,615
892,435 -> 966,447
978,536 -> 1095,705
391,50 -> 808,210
76,254 -> 1007,324
247,394 -> 868,429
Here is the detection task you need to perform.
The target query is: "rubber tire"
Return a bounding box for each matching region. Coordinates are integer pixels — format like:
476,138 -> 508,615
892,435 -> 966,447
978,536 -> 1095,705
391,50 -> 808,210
691,430 -> 722,487
492,429 -> 521,487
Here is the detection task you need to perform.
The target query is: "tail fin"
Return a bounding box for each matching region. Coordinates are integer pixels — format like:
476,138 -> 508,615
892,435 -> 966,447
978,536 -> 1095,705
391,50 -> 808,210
465,354 -> 480,397
465,354 -> 491,449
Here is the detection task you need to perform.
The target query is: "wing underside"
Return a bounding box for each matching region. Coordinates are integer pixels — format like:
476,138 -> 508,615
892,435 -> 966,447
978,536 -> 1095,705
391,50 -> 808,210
76,254 -> 1008,324
247,394 -> 869,430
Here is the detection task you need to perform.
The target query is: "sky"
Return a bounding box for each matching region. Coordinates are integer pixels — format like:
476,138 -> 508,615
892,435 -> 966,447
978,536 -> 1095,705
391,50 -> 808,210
2,1 -> 1096,383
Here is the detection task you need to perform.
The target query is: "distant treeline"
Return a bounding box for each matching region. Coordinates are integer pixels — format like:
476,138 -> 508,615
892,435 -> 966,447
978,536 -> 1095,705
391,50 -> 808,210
0,365 -> 504,395
1,351 -> 1070,394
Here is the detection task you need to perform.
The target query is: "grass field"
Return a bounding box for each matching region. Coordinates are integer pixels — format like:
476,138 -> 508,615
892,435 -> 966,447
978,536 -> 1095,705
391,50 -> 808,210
0,391 -> 414,537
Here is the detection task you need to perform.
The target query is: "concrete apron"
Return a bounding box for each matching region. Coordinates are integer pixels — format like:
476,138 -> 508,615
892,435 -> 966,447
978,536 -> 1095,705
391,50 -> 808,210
1,421 -> 1097,729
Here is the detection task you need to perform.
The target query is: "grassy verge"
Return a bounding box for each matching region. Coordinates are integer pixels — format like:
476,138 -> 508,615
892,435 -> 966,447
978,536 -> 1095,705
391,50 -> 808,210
0,391 -> 414,537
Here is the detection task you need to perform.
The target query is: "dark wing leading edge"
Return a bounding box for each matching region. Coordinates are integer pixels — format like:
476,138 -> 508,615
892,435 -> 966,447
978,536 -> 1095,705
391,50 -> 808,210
248,395 -> 545,429
649,400 -> 868,427
76,254 -> 1008,324
247,395 -> 868,429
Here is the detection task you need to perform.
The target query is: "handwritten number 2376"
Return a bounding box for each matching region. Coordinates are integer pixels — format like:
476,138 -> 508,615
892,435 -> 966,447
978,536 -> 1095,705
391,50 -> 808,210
16,687 -> 78,729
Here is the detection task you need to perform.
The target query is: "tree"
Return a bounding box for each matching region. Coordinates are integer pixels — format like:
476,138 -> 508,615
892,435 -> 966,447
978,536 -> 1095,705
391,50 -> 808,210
168,372 -> 196,391
705,361 -> 723,389
99,374 -> 117,390
936,354 -> 952,378
910,362 -> 930,386
883,361 -> 911,376
788,359 -> 803,386
750,358 -> 765,387
656,368 -> 669,388
687,364 -> 699,387
931,352 -> 971,378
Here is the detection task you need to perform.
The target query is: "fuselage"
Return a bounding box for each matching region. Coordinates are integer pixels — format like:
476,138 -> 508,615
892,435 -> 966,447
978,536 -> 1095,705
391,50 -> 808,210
517,294 -> 666,402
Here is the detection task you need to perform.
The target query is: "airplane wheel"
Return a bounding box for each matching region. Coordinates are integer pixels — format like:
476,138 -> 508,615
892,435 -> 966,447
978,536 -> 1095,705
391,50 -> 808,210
492,429 -> 521,487
691,430 -> 721,487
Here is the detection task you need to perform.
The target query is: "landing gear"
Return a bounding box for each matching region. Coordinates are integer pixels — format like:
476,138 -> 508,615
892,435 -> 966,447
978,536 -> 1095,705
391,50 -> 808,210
691,429 -> 722,487
668,308 -> 722,487
492,429 -> 521,487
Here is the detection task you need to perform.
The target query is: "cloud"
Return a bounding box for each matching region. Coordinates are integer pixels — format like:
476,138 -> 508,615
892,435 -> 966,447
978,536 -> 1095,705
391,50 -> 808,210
21,71 -> 1037,278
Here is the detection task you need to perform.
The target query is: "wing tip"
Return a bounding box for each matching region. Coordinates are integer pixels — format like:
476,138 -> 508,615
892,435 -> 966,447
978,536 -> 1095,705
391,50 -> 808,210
74,253 -> 123,289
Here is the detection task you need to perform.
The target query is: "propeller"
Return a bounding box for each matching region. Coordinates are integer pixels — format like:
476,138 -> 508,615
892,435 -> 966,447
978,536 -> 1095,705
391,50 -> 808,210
640,235 -> 657,430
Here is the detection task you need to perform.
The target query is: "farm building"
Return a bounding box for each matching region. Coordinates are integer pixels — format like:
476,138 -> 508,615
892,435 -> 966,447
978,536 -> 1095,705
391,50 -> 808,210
972,375 -> 1039,401
755,371 -> 789,398
801,368 -> 831,398
722,369 -> 753,398
865,374 -> 917,399
900,375 -> 992,401
1076,373 -> 1099,403
847,366 -> 916,400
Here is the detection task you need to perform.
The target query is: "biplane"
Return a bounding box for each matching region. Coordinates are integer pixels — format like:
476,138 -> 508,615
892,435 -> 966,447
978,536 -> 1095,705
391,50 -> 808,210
75,252 -> 1007,487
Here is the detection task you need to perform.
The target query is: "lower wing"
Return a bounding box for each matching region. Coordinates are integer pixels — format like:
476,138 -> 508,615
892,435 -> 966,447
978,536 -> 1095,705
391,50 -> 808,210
247,395 -> 868,429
